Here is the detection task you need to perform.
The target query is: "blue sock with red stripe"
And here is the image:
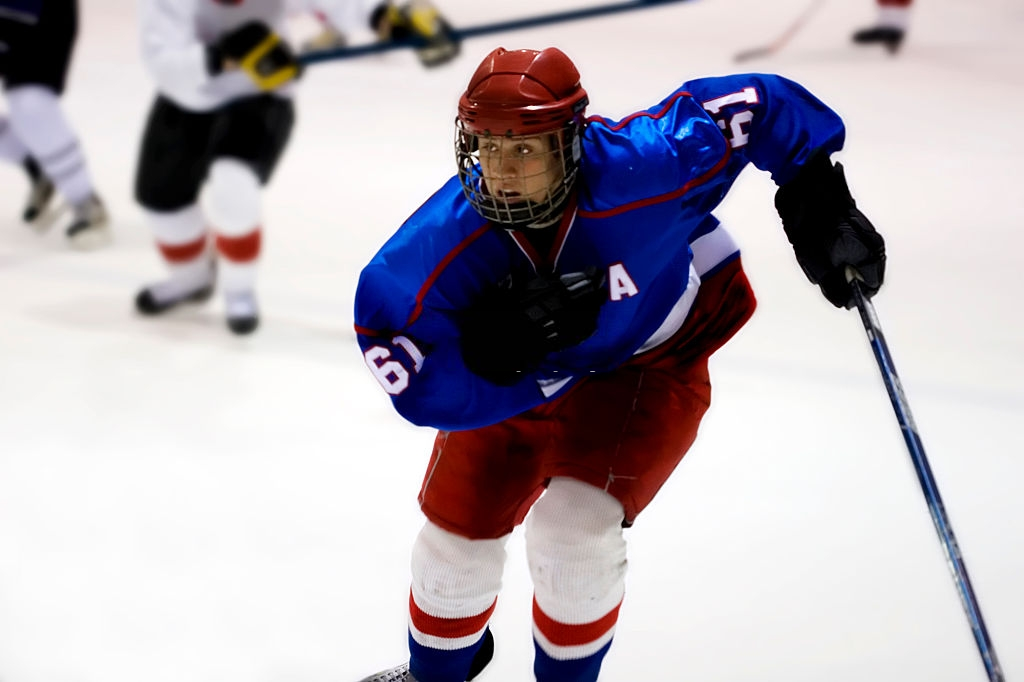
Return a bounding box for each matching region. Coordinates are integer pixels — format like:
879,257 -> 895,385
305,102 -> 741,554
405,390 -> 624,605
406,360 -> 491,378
409,629 -> 490,682
534,637 -> 613,682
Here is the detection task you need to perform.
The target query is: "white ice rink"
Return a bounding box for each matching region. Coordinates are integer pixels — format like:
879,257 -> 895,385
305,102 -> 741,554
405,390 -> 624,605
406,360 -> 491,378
1,0 -> 1022,680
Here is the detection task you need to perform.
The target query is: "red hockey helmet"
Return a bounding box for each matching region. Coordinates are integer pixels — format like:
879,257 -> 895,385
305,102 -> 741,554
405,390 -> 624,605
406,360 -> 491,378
457,47 -> 589,136
456,48 -> 589,230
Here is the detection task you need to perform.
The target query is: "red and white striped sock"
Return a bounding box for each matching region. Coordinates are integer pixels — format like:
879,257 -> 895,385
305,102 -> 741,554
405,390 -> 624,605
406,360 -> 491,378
526,478 -> 627,682
878,0 -> 911,29
205,158 -> 263,298
407,522 -> 506,682
145,204 -> 214,303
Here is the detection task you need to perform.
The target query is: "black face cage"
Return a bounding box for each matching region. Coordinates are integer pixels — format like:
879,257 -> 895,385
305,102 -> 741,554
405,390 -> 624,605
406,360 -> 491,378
455,119 -> 582,231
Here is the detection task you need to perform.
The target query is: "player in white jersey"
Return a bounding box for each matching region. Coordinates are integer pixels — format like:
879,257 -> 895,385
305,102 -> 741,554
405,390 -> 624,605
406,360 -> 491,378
852,0 -> 912,53
0,0 -> 110,249
132,0 -> 458,335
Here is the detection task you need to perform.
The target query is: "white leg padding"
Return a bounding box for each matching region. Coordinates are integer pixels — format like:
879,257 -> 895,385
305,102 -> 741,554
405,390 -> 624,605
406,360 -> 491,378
409,521 -> 508,649
219,261 -> 257,295
878,7 -> 910,29
6,85 -> 94,205
145,204 -> 207,246
142,205 -> 213,300
0,115 -> 29,163
203,158 -> 261,236
526,477 -> 627,625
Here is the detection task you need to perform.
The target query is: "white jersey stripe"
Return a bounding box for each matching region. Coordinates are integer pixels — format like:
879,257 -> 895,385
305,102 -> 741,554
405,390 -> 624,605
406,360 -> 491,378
635,221 -> 740,355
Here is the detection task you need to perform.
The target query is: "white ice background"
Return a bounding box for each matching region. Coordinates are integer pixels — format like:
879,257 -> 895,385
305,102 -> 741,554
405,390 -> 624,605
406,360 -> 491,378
1,0 -> 1022,681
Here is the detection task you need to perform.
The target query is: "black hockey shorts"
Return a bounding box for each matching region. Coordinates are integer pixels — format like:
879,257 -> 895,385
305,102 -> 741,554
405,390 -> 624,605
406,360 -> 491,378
134,94 -> 296,212
0,0 -> 77,94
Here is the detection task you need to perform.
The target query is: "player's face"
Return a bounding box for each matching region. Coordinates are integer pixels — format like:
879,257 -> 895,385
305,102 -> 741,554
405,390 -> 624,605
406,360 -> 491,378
477,134 -> 564,212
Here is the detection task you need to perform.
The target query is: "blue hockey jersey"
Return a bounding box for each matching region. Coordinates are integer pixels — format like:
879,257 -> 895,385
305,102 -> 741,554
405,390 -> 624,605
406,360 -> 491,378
355,73 -> 845,431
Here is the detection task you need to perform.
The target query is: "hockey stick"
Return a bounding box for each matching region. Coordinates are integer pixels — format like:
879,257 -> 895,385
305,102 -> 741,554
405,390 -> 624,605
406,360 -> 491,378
299,0 -> 692,66
733,0 -> 826,62
847,270 -> 1005,682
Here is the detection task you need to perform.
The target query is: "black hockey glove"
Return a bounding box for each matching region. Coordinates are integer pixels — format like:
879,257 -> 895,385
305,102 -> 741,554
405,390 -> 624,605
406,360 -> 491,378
207,22 -> 301,90
775,151 -> 886,309
371,1 -> 461,67
460,267 -> 607,385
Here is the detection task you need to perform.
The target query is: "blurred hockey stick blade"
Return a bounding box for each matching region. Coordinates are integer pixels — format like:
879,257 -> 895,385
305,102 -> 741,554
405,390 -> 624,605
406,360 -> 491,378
299,0 -> 693,65
846,267 -> 1006,682
733,0 -> 826,62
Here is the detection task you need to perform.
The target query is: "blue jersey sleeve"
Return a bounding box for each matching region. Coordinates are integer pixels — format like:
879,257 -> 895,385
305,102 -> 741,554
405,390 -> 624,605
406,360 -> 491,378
680,73 -> 846,185
353,180 -> 578,431
355,320 -> 572,431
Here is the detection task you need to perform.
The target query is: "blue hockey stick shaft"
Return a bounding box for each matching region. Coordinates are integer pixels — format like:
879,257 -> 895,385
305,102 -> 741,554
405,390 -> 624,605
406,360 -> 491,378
849,274 -> 1004,681
299,0 -> 692,65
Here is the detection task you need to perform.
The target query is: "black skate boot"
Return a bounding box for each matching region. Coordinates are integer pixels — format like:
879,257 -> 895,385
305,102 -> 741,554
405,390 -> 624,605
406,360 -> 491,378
22,157 -> 55,223
135,284 -> 215,315
852,25 -> 905,53
65,194 -> 112,250
135,263 -> 216,316
357,629 -> 494,682
224,289 -> 259,335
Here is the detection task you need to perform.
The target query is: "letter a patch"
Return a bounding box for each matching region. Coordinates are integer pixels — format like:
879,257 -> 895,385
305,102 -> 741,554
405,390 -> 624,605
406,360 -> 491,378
608,262 -> 638,301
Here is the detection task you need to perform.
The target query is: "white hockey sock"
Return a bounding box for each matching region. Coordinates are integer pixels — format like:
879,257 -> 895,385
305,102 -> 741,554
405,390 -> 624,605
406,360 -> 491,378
526,478 -> 627,661
205,158 -> 263,297
219,259 -> 258,297
146,258 -> 215,304
0,115 -> 30,165
409,521 -> 508,650
144,205 -> 214,303
878,7 -> 910,29
6,85 -> 96,206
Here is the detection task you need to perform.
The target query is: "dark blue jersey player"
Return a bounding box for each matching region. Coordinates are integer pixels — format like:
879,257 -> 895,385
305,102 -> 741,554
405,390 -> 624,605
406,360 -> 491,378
354,47 -> 885,682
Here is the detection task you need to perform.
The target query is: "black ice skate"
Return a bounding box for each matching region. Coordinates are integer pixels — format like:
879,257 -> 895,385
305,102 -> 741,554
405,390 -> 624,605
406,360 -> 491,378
851,25 -> 905,53
357,629 -> 494,682
65,195 -> 112,250
135,270 -> 216,316
224,289 -> 260,335
22,157 -> 55,223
